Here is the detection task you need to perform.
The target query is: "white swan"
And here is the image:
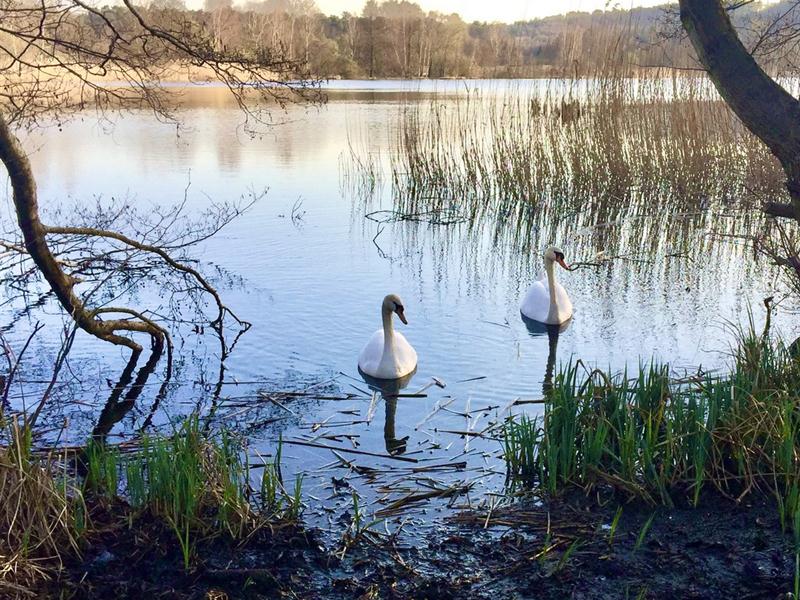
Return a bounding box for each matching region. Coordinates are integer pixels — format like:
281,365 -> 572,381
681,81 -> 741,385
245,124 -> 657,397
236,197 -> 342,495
358,294 -> 418,379
520,246 -> 573,324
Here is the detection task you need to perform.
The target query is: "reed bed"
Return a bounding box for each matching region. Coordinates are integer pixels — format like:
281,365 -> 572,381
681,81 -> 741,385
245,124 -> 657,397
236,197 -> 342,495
0,417 -> 300,589
390,75 -> 784,214
0,422 -> 83,591
503,327 -> 800,539
346,72 -> 787,260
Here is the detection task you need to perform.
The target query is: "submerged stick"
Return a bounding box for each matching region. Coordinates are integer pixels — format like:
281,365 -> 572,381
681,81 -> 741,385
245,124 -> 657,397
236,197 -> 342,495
415,397 -> 456,429
436,429 -> 499,439
283,439 -> 418,463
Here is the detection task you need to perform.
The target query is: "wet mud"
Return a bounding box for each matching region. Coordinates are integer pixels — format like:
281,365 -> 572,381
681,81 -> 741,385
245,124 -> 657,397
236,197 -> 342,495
40,491 -> 794,599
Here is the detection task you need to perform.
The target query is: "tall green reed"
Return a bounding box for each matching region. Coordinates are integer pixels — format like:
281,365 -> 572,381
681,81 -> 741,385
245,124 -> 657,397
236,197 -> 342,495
83,417 -> 303,569
503,328 -> 800,539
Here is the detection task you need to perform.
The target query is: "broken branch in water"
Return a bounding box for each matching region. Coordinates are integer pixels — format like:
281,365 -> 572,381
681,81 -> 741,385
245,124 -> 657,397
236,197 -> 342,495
365,208 -> 469,226
283,438 -> 419,463
566,250 -> 694,271
376,483 -> 472,516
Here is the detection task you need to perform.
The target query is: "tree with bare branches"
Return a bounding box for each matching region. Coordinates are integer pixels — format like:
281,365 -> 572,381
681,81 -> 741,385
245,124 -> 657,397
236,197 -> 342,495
0,0 -> 321,375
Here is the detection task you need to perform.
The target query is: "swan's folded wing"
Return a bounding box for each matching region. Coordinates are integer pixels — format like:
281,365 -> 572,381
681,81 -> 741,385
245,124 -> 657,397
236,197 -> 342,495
358,329 -> 385,375
520,280 -> 550,322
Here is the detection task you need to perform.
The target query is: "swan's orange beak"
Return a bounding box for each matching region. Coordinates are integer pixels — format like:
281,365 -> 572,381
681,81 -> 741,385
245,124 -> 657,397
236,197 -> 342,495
556,257 -> 570,270
396,307 -> 408,324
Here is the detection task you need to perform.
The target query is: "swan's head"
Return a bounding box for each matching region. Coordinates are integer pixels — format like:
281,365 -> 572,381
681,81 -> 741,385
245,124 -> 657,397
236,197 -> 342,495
544,246 -> 570,270
382,293 -> 408,324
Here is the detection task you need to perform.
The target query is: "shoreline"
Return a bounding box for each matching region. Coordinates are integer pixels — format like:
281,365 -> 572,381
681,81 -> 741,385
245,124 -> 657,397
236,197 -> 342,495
28,490 -> 794,599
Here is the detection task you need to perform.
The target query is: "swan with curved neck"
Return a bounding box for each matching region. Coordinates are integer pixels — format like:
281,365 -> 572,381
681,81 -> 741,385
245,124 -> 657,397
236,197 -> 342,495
358,294 -> 418,379
520,246 -> 573,324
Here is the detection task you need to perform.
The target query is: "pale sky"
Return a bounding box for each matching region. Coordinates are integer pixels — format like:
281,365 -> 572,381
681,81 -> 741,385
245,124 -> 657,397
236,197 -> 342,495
315,0 -> 672,22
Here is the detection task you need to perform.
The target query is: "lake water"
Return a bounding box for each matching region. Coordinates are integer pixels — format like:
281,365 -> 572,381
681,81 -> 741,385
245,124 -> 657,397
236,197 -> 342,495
3,80 -> 796,530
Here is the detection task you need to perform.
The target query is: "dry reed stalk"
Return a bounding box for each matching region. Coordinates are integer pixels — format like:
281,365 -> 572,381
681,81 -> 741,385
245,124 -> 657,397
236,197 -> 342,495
0,422 -> 83,593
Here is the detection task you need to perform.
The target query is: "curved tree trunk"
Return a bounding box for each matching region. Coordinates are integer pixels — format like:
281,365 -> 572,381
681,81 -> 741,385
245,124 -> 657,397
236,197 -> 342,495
0,112 -> 163,352
1,108 -> 243,364
0,115 -> 85,322
679,0 -> 800,218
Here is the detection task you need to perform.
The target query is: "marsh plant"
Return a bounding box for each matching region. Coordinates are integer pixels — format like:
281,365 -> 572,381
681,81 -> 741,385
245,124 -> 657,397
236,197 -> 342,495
346,72 -> 788,262
0,421 -> 84,588
337,490 -> 385,558
392,75 -> 784,211
85,417 -> 303,569
503,327 -> 800,538
257,436 -> 304,522
0,416 -> 301,588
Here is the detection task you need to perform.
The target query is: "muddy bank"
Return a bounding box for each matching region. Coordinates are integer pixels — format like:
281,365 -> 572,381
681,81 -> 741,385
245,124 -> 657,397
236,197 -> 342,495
33,491 -> 793,599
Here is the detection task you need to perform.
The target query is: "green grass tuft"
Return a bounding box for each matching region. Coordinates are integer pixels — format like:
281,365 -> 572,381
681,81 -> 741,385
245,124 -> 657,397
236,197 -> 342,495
503,327 -> 800,541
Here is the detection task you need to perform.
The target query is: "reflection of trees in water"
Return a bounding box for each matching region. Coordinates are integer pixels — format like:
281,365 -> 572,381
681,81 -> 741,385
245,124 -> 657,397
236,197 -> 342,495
74,339 -> 169,475
86,319 -> 242,468
0,0 -> 322,434
199,325 -> 249,432
0,197 -> 255,438
1,0 -> 321,363
91,342 -> 168,444
92,316 -> 249,441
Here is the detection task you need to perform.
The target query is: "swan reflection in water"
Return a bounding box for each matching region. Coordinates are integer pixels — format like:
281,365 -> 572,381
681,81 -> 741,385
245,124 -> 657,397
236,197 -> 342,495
358,368 -> 416,456
521,314 -> 571,394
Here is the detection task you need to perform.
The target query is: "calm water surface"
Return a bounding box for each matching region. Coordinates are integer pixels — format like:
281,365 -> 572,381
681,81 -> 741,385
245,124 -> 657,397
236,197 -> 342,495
4,81 -> 796,527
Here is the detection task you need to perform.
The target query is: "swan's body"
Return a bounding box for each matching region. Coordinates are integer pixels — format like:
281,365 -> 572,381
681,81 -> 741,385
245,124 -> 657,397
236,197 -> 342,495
520,246 -> 573,324
358,294 -> 418,379
358,330 -> 417,379
520,278 -> 572,324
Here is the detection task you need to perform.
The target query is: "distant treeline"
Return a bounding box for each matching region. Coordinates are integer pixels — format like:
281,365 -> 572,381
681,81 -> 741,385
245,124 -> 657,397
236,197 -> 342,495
115,0 -> 800,78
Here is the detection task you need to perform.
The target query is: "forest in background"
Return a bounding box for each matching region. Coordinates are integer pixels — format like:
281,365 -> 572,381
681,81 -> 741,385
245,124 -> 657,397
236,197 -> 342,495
129,0 -> 800,78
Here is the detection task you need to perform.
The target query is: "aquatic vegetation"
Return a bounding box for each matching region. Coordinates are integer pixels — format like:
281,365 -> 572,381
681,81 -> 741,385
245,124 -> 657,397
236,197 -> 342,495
633,513 -> 655,553
83,437 -> 120,496
346,74 -> 785,269
502,410 -> 539,487
0,416 -> 301,587
0,422 -> 84,590
552,538 -> 581,575
115,418 -> 256,569
391,76 -> 783,211
337,490 -> 386,558
503,327 -> 800,538
607,505 -> 623,546
257,436 -> 303,519
341,131 -> 384,205
796,551 -> 800,600
85,417 -> 304,569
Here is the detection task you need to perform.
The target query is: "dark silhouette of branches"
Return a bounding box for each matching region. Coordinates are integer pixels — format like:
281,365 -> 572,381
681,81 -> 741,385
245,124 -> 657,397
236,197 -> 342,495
0,0 -> 320,420
0,0 -> 323,433
0,0 -> 323,126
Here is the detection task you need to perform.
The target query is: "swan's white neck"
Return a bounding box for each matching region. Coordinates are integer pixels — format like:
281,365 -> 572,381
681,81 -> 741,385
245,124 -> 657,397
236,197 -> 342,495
544,258 -> 558,322
381,307 -> 395,353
